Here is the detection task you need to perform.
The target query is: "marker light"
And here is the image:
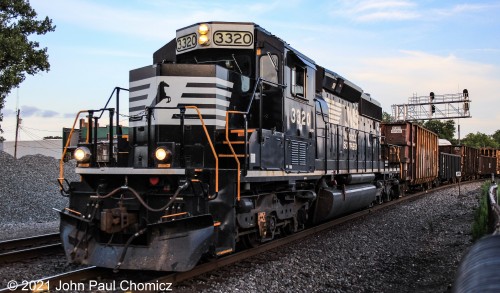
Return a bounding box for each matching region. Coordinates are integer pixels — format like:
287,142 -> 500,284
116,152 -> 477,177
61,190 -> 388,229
155,147 -> 171,162
198,24 -> 209,35
74,146 -> 91,163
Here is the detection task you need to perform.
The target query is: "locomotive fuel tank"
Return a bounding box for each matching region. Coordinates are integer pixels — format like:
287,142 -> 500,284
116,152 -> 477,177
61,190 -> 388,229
312,183 -> 376,224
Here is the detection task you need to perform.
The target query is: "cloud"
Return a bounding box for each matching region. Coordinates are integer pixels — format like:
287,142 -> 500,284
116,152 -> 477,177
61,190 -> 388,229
343,50 -> 500,137
1,108 -> 16,117
330,1 -> 500,23
433,3 -> 500,17
331,0 -> 420,22
16,106 -> 60,118
40,110 -> 59,118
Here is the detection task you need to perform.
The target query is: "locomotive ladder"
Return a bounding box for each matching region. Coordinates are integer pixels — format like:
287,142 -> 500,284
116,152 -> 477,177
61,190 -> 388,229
222,110 -> 254,202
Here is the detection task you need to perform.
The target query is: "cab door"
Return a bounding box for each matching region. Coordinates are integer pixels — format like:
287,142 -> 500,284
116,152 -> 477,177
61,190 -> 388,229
255,36 -> 285,170
283,50 -> 316,173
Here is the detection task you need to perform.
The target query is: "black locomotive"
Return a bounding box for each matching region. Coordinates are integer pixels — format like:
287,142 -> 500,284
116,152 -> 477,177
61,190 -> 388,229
58,22 -> 402,272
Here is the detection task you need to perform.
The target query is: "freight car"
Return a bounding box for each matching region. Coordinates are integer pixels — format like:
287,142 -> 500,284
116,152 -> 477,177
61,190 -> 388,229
381,122 -> 438,190
480,147 -> 500,175
438,151 -> 461,184
440,145 -> 480,180
478,156 -> 497,177
57,21 -> 402,272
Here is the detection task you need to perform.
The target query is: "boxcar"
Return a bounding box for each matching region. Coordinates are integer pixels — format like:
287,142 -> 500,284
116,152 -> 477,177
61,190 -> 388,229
439,151 -> 461,183
381,122 -> 438,189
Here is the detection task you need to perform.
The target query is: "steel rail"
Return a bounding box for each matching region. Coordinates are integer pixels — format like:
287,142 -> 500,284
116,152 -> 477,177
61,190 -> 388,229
0,233 -> 59,252
0,233 -> 62,264
0,244 -> 62,265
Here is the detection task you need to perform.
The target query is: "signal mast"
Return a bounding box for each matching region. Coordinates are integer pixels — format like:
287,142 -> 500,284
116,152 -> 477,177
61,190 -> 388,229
391,89 -> 470,121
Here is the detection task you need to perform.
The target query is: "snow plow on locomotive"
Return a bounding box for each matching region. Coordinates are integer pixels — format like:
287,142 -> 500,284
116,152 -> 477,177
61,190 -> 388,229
57,21 -> 407,272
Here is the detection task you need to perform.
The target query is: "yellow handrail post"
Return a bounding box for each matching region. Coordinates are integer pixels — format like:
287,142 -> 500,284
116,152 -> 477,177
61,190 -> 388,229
225,111 -> 245,202
59,110 -> 88,191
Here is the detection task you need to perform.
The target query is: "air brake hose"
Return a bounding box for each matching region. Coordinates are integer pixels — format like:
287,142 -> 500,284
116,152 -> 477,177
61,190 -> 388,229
90,181 -> 190,212
127,181 -> 190,212
113,228 -> 147,272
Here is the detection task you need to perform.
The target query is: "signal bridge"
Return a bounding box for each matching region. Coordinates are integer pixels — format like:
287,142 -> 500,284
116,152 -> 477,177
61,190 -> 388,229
391,89 -> 471,121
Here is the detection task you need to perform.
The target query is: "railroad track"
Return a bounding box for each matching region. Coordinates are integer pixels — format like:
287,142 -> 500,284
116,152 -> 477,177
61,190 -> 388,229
0,181 -> 481,292
0,233 -> 62,265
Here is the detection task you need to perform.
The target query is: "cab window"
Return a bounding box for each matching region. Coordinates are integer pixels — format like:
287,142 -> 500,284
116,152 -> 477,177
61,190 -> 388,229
291,66 -> 305,97
260,53 -> 278,84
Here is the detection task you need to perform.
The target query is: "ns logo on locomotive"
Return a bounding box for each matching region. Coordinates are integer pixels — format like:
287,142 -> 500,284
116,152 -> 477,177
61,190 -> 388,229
57,22 -> 402,272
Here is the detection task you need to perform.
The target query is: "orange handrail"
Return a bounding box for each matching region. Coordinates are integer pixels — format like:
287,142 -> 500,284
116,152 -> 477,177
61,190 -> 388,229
58,110 -> 88,191
185,106 -> 219,194
225,110 -> 246,201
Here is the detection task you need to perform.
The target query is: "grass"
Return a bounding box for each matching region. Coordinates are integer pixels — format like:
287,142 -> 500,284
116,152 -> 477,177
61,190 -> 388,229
471,182 -> 491,241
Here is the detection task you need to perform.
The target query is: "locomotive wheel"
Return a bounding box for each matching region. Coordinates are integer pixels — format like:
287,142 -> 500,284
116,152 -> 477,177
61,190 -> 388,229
243,232 -> 260,248
268,215 -> 277,238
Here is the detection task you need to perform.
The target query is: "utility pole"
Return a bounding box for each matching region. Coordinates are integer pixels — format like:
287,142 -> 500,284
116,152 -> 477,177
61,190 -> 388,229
14,109 -> 20,159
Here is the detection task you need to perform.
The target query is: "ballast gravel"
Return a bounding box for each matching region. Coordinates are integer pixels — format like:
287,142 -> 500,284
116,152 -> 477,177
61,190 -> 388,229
176,182 -> 482,293
0,151 -> 78,238
0,151 -> 484,292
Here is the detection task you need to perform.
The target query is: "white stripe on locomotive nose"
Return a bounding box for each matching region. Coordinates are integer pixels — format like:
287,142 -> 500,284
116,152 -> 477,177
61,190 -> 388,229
129,76 -> 234,128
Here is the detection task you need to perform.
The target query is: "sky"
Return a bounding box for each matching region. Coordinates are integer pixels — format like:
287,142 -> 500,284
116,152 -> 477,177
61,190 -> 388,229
2,0 -> 500,141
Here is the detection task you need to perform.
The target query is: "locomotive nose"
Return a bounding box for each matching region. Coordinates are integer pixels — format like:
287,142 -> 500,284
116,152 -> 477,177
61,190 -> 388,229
59,211 -> 215,271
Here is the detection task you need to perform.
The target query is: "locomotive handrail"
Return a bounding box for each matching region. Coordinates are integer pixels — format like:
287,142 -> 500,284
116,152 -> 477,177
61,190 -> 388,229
225,110 -> 246,202
146,106 -> 219,197
185,106 -> 219,196
97,87 -> 129,144
58,110 -> 89,195
245,77 -> 286,114
314,97 -> 329,174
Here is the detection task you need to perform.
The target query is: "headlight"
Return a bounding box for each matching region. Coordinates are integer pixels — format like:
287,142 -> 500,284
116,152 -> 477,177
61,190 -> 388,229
198,34 -> 209,46
74,146 -> 91,163
155,147 -> 171,162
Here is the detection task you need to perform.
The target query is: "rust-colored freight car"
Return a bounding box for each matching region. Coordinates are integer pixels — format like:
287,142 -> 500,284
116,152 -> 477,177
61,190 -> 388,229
480,147 -> 500,175
440,145 -> 480,180
478,156 -> 496,176
381,122 -> 438,189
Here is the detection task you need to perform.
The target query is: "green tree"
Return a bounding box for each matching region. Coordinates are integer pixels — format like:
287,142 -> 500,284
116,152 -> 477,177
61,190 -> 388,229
461,132 -> 499,148
382,111 -> 392,122
492,130 -> 500,146
423,120 -> 455,141
0,0 -> 55,140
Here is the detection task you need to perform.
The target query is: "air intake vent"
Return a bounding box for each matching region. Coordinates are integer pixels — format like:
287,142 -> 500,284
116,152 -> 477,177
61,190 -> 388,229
290,140 -> 307,166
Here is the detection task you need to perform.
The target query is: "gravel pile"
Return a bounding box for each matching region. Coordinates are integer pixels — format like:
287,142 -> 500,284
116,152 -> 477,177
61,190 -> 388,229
0,151 -> 78,235
176,182 -> 482,293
